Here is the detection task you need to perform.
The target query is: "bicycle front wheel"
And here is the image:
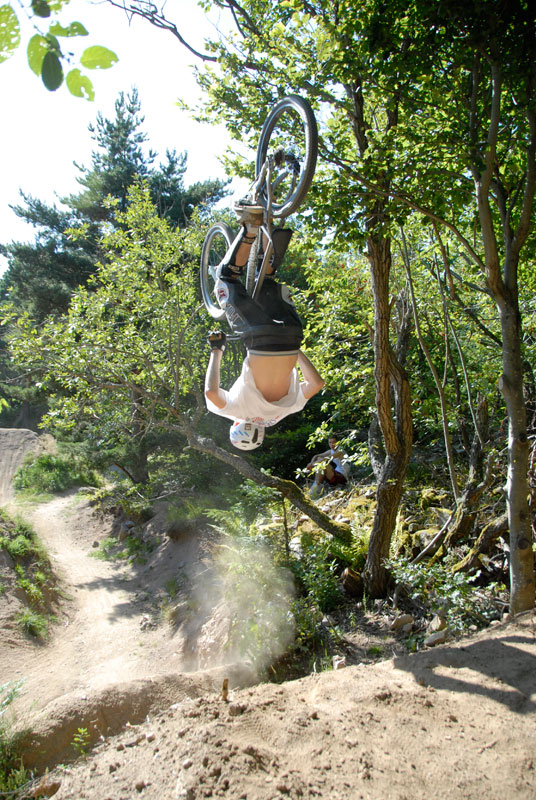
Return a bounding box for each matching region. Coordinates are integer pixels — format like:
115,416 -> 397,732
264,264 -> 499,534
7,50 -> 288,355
200,222 -> 234,320
256,95 -> 318,218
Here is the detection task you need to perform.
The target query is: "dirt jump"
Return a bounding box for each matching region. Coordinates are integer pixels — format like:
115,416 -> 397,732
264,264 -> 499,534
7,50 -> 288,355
0,428 -> 535,800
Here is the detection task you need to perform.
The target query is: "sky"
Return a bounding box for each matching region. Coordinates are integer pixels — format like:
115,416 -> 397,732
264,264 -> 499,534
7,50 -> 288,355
0,0 -> 248,273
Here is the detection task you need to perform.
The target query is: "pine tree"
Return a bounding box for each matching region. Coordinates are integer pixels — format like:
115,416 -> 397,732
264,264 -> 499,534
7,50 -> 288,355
0,88 -> 228,321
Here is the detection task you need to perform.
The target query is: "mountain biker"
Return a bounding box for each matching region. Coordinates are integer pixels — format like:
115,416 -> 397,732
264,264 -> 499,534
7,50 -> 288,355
204,199 -> 325,450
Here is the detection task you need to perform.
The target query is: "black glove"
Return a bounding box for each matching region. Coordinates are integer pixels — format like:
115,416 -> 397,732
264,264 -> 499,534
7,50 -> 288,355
208,330 -> 227,351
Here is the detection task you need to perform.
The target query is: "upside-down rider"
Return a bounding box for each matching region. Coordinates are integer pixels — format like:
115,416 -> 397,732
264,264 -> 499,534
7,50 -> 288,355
204,199 -> 325,450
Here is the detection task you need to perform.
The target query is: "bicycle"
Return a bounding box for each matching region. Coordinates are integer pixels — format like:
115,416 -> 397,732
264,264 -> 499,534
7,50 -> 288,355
200,95 -> 318,321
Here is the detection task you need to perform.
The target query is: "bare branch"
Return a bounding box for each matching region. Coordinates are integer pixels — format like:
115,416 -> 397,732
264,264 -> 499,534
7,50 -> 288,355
104,0 -> 218,62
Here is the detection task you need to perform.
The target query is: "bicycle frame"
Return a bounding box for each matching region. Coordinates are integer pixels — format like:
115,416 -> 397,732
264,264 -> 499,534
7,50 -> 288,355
248,151 -> 297,302
200,95 -> 316,323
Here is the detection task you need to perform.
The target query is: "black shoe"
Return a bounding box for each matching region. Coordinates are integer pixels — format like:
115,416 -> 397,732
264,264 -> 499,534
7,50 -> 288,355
217,262 -> 243,280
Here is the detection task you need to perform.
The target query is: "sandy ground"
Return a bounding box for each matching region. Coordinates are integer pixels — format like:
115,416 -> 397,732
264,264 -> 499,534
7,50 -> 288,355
48,612 -> 536,800
1,429 -> 535,800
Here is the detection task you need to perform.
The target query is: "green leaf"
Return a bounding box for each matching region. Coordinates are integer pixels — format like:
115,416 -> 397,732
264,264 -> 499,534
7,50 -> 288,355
47,0 -> 70,11
27,33 -> 48,75
0,4 -> 20,64
31,0 -> 51,18
80,45 -> 118,70
41,49 -> 63,90
49,21 -> 88,38
66,68 -> 94,101
44,32 -> 60,52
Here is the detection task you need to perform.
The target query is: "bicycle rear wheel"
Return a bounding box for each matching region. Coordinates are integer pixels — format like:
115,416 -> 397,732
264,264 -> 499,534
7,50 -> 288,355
200,222 -> 234,320
256,95 -> 318,218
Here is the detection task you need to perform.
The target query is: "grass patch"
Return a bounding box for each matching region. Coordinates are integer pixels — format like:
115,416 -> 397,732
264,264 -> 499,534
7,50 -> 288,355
16,609 -> 51,639
0,682 -> 32,794
1,510 -> 57,638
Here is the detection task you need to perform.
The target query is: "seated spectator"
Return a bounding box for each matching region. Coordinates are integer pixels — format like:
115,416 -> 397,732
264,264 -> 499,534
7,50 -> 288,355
306,434 -> 350,497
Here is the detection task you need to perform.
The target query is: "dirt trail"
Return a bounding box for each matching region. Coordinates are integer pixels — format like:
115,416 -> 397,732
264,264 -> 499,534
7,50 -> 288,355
1,477 -> 253,774
2,492 -> 244,724
8,494 -> 155,709
1,430 -> 536,799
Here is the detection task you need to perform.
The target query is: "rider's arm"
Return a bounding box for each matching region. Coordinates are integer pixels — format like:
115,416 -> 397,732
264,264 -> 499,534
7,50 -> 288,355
205,349 -> 227,409
297,351 -> 325,400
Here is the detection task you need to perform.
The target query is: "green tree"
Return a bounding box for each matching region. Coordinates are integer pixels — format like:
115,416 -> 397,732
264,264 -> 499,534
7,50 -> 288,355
115,0 -> 536,610
5,183 -> 205,481
0,89 -> 228,429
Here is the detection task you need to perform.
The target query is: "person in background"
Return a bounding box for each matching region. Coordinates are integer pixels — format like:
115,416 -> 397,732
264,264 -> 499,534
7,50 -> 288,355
306,434 -> 349,497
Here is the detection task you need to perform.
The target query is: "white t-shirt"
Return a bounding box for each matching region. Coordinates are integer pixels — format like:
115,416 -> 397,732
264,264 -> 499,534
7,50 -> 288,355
206,357 -> 308,426
330,448 -> 351,478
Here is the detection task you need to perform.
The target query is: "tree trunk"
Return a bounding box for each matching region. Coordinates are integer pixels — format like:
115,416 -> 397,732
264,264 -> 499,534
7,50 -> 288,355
469,60 -> 536,613
363,234 -> 413,597
431,397 -> 490,562
129,384 -> 150,484
365,448 -> 410,596
499,299 -> 535,613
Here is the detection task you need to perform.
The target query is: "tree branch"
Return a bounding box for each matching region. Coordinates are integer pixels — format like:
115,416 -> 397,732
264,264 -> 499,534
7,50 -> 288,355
177,415 -> 352,544
104,0 -> 218,62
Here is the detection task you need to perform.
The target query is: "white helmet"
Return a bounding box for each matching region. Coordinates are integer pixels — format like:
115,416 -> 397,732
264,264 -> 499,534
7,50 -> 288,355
229,421 -> 265,450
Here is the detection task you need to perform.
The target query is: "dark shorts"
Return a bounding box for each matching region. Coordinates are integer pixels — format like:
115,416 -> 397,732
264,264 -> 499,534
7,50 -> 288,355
218,277 -> 303,352
327,463 -> 347,485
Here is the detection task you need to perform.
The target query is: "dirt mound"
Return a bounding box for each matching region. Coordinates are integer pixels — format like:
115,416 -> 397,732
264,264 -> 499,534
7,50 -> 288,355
0,427 -> 56,503
0,428 -> 39,503
43,612 -> 535,800
19,664 -> 257,772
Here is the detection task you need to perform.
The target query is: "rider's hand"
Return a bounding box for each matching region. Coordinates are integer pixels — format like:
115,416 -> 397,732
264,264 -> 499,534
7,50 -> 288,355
208,330 -> 226,352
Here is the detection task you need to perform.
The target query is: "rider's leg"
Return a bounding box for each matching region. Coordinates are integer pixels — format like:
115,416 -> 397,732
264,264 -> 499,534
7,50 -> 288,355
265,228 -> 293,275
219,200 -> 264,277
215,276 -> 303,351
215,277 -> 275,335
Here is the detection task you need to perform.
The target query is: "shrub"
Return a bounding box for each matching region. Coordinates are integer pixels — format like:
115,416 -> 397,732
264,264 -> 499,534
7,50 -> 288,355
14,453 -> 99,495
218,536 -> 296,670
292,541 -> 341,613
387,556 -> 506,633
16,575 -> 44,606
90,533 -> 154,565
89,484 -> 153,522
5,535 -> 31,559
